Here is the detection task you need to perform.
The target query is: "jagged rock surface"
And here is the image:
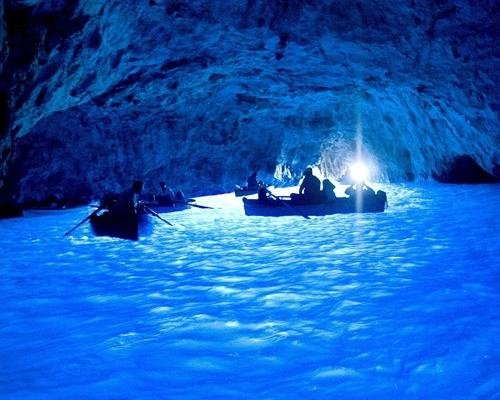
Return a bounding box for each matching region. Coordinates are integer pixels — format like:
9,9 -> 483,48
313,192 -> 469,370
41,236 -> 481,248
0,0 -> 499,204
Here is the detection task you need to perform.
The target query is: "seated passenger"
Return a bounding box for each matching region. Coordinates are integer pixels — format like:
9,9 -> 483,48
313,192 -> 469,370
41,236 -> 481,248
322,179 -> 336,202
99,192 -> 118,214
258,187 -> 270,201
175,190 -> 186,203
156,181 -> 175,205
108,180 -> 144,217
291,167 -> 322,204
247,171 -> 259,190
345,181 -> 375,199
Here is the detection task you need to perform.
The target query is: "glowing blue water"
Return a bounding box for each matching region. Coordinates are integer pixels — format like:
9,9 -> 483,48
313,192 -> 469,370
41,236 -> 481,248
1,184 -> 499,399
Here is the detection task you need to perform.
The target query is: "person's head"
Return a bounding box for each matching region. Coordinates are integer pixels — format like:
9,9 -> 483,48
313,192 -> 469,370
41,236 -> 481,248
303,167 -> 313,177
160,181 -> 166,189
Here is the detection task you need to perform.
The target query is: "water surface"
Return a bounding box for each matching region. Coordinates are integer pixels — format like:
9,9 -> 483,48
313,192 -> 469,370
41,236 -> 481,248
1,184 -> 499,399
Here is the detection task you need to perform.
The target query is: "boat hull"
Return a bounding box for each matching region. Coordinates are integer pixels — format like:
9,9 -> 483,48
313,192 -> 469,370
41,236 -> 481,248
144,201 -> 190,213
243,192 -> 387,217
90,210 -> 145,240
235,189 -> 259,197
235,185 -> 271,197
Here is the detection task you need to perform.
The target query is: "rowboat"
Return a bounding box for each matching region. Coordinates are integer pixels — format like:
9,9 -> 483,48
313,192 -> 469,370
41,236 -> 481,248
89,207 -> 147,240
141,199 -> 192,213
234,184 -> 271,197
0,203 -> 23,219
235,188 -> 260,197
242,191 -> 388,217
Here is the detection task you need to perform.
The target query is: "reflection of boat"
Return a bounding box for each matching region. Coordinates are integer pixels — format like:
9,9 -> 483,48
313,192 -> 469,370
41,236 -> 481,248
242,191 -> 388,217
90,208 -> 147,240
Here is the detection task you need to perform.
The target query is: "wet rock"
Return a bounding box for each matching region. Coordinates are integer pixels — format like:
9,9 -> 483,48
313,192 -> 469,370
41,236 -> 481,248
434,155 -> 498,184
0,0 -> 498,202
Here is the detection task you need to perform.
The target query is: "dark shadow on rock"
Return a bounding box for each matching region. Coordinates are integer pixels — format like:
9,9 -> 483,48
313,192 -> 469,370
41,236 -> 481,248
433,155 -> 498,184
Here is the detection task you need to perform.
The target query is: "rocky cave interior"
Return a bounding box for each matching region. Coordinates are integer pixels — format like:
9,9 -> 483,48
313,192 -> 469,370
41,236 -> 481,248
0,0 -> 498,207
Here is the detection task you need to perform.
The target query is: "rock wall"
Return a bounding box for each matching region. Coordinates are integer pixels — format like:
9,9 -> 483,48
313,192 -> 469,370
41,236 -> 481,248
1,0 -> 498,204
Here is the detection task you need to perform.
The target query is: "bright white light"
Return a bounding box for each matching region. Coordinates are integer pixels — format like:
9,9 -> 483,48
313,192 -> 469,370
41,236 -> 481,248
350,162 -> 369,183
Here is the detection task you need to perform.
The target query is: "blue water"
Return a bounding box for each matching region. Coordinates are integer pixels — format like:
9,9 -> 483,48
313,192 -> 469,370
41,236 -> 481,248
1,184 -> 499,400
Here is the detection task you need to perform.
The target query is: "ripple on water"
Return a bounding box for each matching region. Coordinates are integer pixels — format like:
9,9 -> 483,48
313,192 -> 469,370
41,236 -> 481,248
0,184 -> 499,399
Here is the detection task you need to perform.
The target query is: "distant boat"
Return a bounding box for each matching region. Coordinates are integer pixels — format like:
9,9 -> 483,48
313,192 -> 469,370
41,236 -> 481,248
149,202 -> 190,213
89,208 -> 147,240
25,204 -> 86,213
234,184 -> 271,197
140,198 -> 195,213
242,191 -> 388,217
0,203 -> 23,219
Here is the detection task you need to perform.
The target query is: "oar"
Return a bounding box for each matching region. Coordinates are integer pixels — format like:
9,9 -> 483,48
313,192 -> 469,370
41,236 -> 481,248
142,204 -> 174,226
63,208 -> 101,237
265,188 -> 310,220
173,201 -> 214,209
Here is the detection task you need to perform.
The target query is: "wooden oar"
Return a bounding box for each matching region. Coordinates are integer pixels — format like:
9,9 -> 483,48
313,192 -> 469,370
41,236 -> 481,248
63,208 -> 101,237
173,201 -> 214,209
142,204 -> 174,226
265,188 -> 310,220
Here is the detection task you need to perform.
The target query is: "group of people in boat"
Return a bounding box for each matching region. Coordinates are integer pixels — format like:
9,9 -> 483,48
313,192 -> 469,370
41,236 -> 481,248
69,168 -> 384,239
236,171 -> 265,192
257,167 -> 376,205
98,180 -> 186,217
154,181 -> 186,205
96,180 -> 145,223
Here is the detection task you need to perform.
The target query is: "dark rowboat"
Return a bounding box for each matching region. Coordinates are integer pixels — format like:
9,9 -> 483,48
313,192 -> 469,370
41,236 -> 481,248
0,203 -> 23,219
243,191 -> 388,217
90,208 -> 147,240
235,184 -> 271,197
235,188 -> 260,197
142,199 -> 192,213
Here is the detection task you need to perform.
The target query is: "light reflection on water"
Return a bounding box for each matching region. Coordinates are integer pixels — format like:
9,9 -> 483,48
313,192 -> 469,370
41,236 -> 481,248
0,184 -> 499,399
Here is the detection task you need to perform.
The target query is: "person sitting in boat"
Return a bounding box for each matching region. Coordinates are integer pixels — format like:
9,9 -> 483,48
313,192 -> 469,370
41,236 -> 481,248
131,180 -> 143,208
103,180 -> 143,217
156,181 -> 175,205
258,186 -> 271,201
322,179 -> 336,202
99,192 -> 118,213
291,167 -> 322,204
345,181 -> 375,199
247,171 -> 259,190
175,190 -> 186,203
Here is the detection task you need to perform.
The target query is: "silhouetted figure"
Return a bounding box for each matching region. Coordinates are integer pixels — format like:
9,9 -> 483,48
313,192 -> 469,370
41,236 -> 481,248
101,180 -> 143,218
247,171 -> 259,189
156,181 -> 175,205
291,167 -> 322,204
322,179 -> 336,202
100,192 -> 117,210
91,181 -> 144,241
345,181 -> 375,199
258,187 -> 270,201
175,190 -> 186,203
131,180 -> 143,208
